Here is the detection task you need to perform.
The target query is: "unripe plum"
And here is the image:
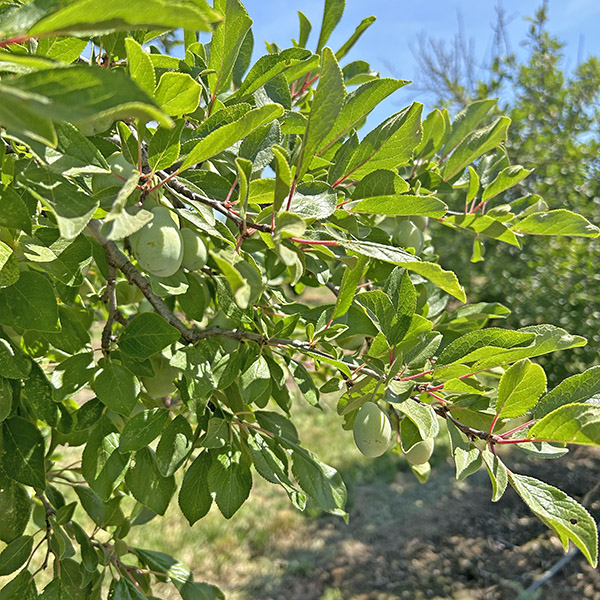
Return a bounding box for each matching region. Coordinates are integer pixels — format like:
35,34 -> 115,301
403,438 -> 434,465
393,220 -> 424,254
131,206 -> 183,277
410,216 -> 429,231
180,227 -> 208,271
353,401 -> 393,458
91,153 -> 135,194
141,357 -> 180,398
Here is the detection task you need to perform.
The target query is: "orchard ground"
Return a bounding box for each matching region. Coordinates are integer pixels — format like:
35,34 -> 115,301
123,397 -> 600,599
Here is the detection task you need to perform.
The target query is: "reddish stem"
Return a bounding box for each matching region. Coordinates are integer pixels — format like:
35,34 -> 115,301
0,34 -> 30,48
285,180 -> 297,212
425,390 -> 447,405
493,437 -> 535,445
488,413 -> 500,437
498,419 -> 536,439
397,369 -> 434,381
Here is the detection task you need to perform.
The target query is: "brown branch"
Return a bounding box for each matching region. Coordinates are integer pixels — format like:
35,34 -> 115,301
156,170 -> 273,234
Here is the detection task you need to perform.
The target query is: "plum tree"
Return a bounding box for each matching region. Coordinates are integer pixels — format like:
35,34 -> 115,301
353,401 -> 393,458
130,206 -> 184,277
0,0 -> 599,598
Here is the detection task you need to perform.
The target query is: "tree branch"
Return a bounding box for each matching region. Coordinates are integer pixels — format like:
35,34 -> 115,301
157,170 -> 273,234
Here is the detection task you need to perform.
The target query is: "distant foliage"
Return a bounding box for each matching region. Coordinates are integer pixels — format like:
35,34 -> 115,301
416,2 -> 600,382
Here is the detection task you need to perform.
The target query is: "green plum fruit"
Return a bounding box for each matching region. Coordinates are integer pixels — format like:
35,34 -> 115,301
353,401 -> 393,458
141,357 -> 180,399
393,220 -> 424,254
403,438 -> 434,465
180,227 -> 208,271
410,216 -> 429,230
91,153 -> 135,194
131,206 -> 183,277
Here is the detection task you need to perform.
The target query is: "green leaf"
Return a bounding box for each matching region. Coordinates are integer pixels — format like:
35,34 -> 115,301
228,47 -> 312,103
18,168 -> 97,239
289,444 -> 347,520
0,187 -> 32,233
316,0 -> 345,54
208,449 -> 252,519
512,209 -> 600,237
529,403 -> 600,446
337,102 -> 422,182
0,89 -> 57,145
289,359 -> 319,406
534,366 -> 600,419
155,72 -> 202,117
0,569 -> 38,600
125,37 -> 155,95
331,255 -> 367,320
156,415 -> 193,477
471,325 -> 587,372
443,117 -> 511,181
0,66 -> 172,134
239,356 -> 271,407
82,416 -> 131,501
352,194 -> 447,218
395,399 -> 439,439
0,271 -> 60,333
351,169 -> 409,198
435,329 -> 537,368
0,471 -> 31,543
335,15 -> 376,59
338,239 -> 466,301
119,408 -> 169,453
92,361 -> 140,416
181,103 -> 284,171
178,451 -> 213,525
118,313 -> 180,360
0,535 -> 33,576
441,98 -> 497,156
207,0 -> 252,96
415,108 -> 447,159
288,181 -> 337,219
482,165 -> 533,202
148,120 -> 184,172
21,362 -> 59,427
296,11 -> 312,47
125,447 -> 176,515
248,434 -> 307,511
481,448 -> 508,502
2,417 -> 46,489
495,359 -> 546,420
444,213 -> 520,246
297,47 -> 346,178
0,337 -> 31,379
317,78 -> 408,157
509,473 -> 598,567
27,0 -> 221,37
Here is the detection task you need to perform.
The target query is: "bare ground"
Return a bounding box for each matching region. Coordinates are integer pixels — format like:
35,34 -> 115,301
242,447 -> 600,600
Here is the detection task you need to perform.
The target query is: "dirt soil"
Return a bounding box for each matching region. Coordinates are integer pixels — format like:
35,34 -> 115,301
250,447 -> 600,600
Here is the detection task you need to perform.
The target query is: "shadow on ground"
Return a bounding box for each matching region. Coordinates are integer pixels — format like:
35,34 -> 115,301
242,447 -> 600,600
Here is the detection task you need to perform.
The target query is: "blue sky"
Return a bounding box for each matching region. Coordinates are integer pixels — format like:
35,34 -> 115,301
237,0 -> 600,125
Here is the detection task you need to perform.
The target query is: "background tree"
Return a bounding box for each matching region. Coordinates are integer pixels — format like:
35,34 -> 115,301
415,1 -> 600,383
0,1 -> 599,598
